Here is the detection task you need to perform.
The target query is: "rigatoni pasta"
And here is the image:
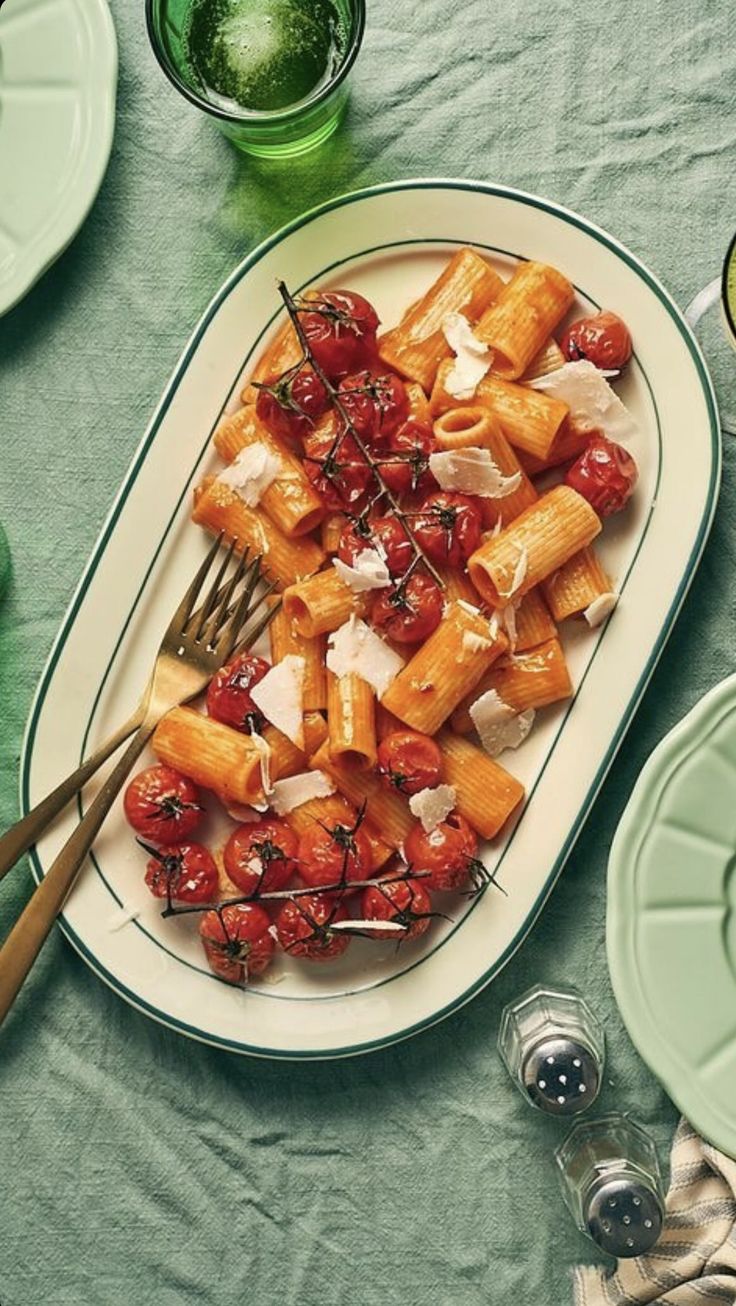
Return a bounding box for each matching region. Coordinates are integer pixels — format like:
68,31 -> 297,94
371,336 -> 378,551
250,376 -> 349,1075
542,545 -> 612,622
283,567 -> 366,637
474,261 -> 574,380
214,405 -> 325,537
430,362 -> 569,461
267,598 -> 327,710
436,730 -> 525,839
152,708 -> 266,806
450,638 -> 573,732
326,669 -> 377,770
192,476 -> 325,589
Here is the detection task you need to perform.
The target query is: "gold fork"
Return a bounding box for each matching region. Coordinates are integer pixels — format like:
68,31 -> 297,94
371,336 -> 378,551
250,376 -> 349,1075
0,535 -> 275,1025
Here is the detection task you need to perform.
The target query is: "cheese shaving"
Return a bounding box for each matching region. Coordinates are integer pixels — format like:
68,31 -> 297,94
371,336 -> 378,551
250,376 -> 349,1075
408,784 -> 457,832
442,312 -> 492,399
584,591 -> 618,628
326,615 -> 404,698
250,731 -> 274,798
527,360 -> 639,442
333,548 -> 391,593
331,919 -> 406,934
497,548 -> 528,601
470,689 -> 535,758
250,655 -> 305,748
462,630 -> 492,654
429,447 -> 522,498
217,442 -> 281,506
270,770 -> 335,816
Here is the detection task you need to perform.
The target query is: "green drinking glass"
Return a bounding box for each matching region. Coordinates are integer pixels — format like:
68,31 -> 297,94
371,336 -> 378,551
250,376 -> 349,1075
146,0 -> 365,158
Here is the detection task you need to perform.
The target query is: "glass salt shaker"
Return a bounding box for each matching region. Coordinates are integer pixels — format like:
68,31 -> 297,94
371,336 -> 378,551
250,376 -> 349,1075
555,1114 -> 665,1257
497,983 -> 604,1115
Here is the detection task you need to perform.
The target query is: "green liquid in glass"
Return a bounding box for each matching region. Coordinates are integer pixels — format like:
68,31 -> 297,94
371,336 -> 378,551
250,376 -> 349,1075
184,0 -> 347,113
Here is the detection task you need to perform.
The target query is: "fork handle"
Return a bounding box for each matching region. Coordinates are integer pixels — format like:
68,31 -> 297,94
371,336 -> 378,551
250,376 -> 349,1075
0,709 -> 143,882
0,721 -> 156,1027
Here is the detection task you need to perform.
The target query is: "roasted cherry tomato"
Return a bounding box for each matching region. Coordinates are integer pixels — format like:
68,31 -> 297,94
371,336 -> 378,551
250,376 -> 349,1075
413,490 -> 483,566
304,426 -> 374,511
378,420 -> 437,497
337,515 -> 413,577
223,818 -> 299,895
200,903 -> 275,984
205,652 -> 270,733
124,765 -> 203,842
298,290 -> 380,380
297,815 -> 373,888
565,434 -> 638,517
377,729 -> 443,796
337,371 -> 408,446
404,813 -> 478,892
361,874 -> 434,941
255,365 -> 330,443
142,841 -> 218,904
275,893 -> 350,962
560,311 -> 633,370
370,572 -> 444,644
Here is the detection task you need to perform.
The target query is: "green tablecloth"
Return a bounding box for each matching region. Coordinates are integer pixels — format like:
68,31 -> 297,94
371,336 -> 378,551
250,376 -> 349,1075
1,2 -> 735,1302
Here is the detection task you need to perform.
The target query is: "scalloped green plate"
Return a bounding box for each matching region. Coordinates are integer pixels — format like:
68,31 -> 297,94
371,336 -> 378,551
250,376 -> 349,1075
608,675 -> 736,1157
0,0 -> 117,315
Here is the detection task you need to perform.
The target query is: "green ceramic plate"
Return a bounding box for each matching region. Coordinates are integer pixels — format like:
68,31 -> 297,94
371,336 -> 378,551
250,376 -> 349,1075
0,0 -> 117,315
608,675 -> 736,1157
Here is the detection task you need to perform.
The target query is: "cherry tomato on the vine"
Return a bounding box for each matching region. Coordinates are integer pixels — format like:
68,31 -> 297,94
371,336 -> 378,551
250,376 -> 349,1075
223,818 -> 299,895
303,426 -> 374,511
337,371 -> 408,446
255,365 -> 330,444
124,765 -> 203,843
361,874 -> 434,942
205,653 -> 270,733
297,817 -> 373,888
142,841 -> 218,904
377,729 -> 443,796
565,434 -> 638,517
413,490 -> 482,566
275,893 -> 351,962
337,515 -> 413,577
560,311 -> 632,370
298,291 -> 380,380
370,572 -> 444,644
378,420 -> 437,497
404,813 -> 478,892
200,903 -> 275,984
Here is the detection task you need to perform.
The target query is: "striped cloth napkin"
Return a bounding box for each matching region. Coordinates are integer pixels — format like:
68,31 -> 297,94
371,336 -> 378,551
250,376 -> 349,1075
574,1120 -> 736,1305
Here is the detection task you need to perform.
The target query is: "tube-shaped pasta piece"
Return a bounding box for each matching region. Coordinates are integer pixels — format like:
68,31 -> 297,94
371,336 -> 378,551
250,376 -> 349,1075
302,712 -> 329,756
152,708 -> 266,805
542,545 -> 612,621
510,587 -> 558,651
256,716 -> 328,788
213,406 -> 324,537
377,248 -> 504,391
192,477 -> 324,589
468,487 -> 602,608
284,795 -> 393,870
321,513 -> 345,555
430,361 -> 568,461
283,567 -> 366,638
436,730 -> 524,840
326,669 -> 377,770
241,317 -> 301,405
517,416 -> 592,476
405,380 -> 432,426
450,638 -> 573,732
380,602 -> 507,735
268,598 -> 327,711
435,564 -> 485,608
432,405 -> 505,451
309,740 -> 414,847
523,336 -> 566,380
474,261 -> 574,380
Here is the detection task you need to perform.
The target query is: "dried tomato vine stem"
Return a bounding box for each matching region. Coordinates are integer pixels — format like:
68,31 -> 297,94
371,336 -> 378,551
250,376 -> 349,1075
160,868 -> 433,920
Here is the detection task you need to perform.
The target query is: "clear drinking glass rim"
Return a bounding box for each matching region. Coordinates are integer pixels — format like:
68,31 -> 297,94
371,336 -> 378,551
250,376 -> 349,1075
145,0 -> 366,126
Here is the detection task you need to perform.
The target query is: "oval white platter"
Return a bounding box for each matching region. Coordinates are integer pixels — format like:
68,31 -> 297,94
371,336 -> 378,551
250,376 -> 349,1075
21,181 -> 720,1059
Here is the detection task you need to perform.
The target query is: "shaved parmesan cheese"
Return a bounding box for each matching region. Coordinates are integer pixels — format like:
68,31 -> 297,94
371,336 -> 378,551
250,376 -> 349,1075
501,601 -> 518,649
333,548 -> 391,593
497,548 -> 528,600
527,360 -> 639,442
462,630 -> 492,654
442,312 -> 492,399
225,803 -> 262,823
251,655 -> 305,748
409,784 -> 457,832
470,689 -> 535,757
326,615 -> 404,698
251,732 -> 274,799
331,919 -> 406,934
584,591 -> 618,627
270,769 -> 335,816
218,443 -> 281,506
457,599 -> 480,616
429,447 -> 522,498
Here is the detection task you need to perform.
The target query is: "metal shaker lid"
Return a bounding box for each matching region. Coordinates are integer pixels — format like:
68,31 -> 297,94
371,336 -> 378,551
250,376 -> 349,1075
522,1035 -> 600,1115
586,1173 -> 663,1257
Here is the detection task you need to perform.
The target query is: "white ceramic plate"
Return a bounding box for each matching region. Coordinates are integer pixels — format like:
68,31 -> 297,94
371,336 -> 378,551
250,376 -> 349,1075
0,0 -> 117,315
21,181 -> 720,1059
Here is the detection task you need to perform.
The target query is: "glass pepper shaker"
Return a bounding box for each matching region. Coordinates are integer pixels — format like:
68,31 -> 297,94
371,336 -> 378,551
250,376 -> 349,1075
497,983 -> 605,1115
555,1114 -> 665,1257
